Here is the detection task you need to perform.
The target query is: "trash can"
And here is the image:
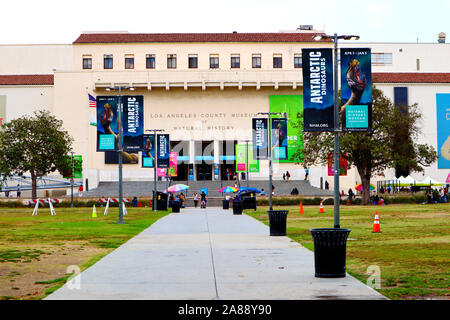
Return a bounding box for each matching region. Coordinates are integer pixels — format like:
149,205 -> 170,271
171,200 -> 181,213
310,228 -> 351,278
233,200 -> 243,215
240,192 -> 257,210
267,210 -> 289,236
153,191 -> 168,211
222,199 -> 229,209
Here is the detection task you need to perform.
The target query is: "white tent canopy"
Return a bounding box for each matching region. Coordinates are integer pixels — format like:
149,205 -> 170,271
418,176 -> 443,186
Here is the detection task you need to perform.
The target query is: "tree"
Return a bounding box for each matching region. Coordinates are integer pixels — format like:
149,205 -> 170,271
0,110 -> 73,199
296,86 -> 437,205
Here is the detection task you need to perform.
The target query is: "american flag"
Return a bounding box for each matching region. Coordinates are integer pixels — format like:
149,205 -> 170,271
88,94 -> 96,108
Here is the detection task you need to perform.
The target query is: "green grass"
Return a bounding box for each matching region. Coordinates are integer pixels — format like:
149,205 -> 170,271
0,207 -> 169,300
245,203 -> 450,300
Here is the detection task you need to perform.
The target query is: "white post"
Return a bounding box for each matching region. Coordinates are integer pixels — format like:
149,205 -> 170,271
122,201 -> 128,215
32,201 -> 39,216
104,198 -> 110,215
48,198 -> 56,216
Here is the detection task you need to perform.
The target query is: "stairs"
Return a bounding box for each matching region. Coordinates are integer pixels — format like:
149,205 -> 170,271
80,180 -> 333,204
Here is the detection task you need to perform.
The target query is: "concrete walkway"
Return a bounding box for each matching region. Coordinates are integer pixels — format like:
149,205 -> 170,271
46,207 -> 387,300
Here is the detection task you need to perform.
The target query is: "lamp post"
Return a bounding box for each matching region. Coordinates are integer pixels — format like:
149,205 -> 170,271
313,33 -> 359,228
245,140 -> 249,191
146,129 -> 164,212
70,151 -> 74,208
257,112 -> 282,211
106,85 -> 135,224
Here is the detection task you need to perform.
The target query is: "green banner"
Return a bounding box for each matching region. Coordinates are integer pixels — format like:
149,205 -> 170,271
63,155 -> 83,179
235,144 -> 260,173
269,95 -> 303,163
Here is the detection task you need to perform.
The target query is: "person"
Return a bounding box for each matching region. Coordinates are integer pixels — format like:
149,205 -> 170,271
272,184 -> 275,195
341,190 -> 345,196
348,188 -> 354,200
193,192 -> 199,208
286,171 -> 290,181
179,193 -> 185,208
132,196 -> 138,207
5,191 -> 9,198
282,173 -> 286,181
260,188 -> 265,196
324,181 -> 329,190
304,168 -> 309,180
226,168 -> 231,181
234,181 -> 238,189
200,191 -> 207,208
16,184 -> 21,198
290,187 -> 299,195
379,196 -> 385,205
78,185 -> 83,196
373,194 -> 379,205
380,186 -> 384,194
387,185 -> 391,194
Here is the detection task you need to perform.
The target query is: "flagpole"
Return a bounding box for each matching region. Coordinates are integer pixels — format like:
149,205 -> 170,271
85,88 -> 90,195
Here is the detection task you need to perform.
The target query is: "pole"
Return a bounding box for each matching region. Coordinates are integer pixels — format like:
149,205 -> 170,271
246,140 -> 249,191
118,86 -> 124,224
71,152 -> 74,208
333,33 -> 340,229
153,129 -> 158,212
268,113 -> 273,211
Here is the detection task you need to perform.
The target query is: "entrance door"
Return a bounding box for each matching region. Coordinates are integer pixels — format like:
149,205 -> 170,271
196,163 -> 212,180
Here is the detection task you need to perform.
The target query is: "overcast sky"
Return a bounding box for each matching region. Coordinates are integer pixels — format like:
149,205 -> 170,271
1,0 -> 448,44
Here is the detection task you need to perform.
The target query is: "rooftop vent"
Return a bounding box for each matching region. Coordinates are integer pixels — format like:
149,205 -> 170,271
438,32 -> 446,43
297,25 -> 313,31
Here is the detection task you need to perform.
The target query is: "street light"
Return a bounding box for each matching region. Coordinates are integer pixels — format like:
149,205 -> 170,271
313,33 -> 359,228
106,85 -> 135,224
257,111 -> 282,211
145,129 -> 165,212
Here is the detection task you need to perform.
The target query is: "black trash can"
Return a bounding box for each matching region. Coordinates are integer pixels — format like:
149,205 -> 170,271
233,200 -> 243,215
267,210 -> 289,236
153,191 -> 168,211
222,199 -> 230,210
310,228 -> 351,278
171,200 -> 181,213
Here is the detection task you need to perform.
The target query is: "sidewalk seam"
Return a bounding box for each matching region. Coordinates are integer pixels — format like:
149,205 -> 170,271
205,210 -> 220,299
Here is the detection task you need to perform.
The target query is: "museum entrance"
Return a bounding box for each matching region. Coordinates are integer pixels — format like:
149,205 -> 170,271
219,140 -> 237,181
195,140 -> 214,181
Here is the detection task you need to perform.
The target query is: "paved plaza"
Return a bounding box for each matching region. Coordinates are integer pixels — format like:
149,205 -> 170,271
46,207 -> 387,300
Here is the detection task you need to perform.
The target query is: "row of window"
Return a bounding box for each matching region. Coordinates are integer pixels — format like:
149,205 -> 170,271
82,52 -> 393,70
82,53 -> 303,70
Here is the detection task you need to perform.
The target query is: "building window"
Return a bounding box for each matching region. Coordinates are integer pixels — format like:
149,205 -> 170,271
372,53 -> 392,66
146,54 -> 155,69
82,55 -> 92,69
104,55 -> 113,69
294,54 -> 302,68
231,54 -> 240,68
167,54 -> 177,69
188,55 -> 198,69
252,54 -> 261,68
210,55 -> 219,69
273,54 -> 282,68
125,55 -> 134,69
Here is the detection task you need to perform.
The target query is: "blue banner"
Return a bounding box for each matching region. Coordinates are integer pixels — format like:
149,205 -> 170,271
436,94 -> 450,169
157,134 -> 170,168
252,118 -> 268,160
97,96 -> 119,151
301,48 -> 334,131
142,134 -> 155,168
340,48 -> 372,131
123,96 -> 144,152
271,118 -> 288,160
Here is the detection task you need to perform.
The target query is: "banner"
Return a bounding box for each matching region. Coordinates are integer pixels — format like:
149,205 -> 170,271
271,118 -> 288,160
104,151 -> 138,164
252,118 -> 268,160
340,48 -> 372,131
236,144 -> 260,173
142,134 -> 155,168
328,153 -> 348,176
62,155 -> 83,179
436,94 -> 450,169
301,48 -> 334,131
96,96 -> 118,151
157,134 -> 170,168
122,96 -> 144,152
269,95 -> 303,163
168,152 -> 177,177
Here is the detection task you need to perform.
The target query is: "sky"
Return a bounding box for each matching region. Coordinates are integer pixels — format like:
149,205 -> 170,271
1,0 -> 449,44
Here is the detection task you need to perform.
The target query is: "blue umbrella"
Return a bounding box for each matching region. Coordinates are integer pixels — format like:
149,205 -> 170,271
238,187 -> 261,193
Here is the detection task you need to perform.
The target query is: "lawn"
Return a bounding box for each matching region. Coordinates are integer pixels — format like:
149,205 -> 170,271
0,206 -> 169,300
245,203 -> 450,300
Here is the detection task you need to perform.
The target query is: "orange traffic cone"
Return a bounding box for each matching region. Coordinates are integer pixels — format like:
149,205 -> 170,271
372,212 -> 382,233
319,201 -> 325,213
299,202 -> 304,214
